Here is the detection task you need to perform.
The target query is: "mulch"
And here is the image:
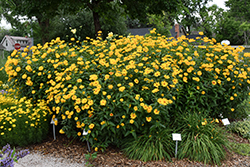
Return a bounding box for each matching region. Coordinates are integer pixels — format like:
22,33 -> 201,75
19,130 -> 250,167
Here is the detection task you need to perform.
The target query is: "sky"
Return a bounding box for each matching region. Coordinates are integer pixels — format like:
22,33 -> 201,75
0,0 -> 228,30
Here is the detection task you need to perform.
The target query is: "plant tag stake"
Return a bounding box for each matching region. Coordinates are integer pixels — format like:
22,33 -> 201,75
222,118 -> 230,126
83,129 -> 91,152
50,118 -> 57,140
172,133 -> 181,158
82,129 -> 89,136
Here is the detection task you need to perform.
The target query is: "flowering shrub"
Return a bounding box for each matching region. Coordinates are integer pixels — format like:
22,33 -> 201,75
0,143 -> 29,167
3,29 -> 250,151
0,94 -> 51,147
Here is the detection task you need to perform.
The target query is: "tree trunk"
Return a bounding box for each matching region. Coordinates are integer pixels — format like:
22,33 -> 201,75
92,10 -> 102,36
37,18 -> 50,44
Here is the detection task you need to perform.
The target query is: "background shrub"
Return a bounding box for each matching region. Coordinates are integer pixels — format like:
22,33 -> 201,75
3,30 -> 250,154
227,119 -> 250,141
0,54 -> 8,85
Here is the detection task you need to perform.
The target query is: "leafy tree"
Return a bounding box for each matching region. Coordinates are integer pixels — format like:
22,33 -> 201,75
226,0 -> 250,44
178,0 -> 212,34
0,0 -> 183,44
147,12 -> 172,36
226,0 -> 250,22
49,6 -> 128,43
215,12 -> 244,45
239,21 -> 250,45
0,0 -> 77,44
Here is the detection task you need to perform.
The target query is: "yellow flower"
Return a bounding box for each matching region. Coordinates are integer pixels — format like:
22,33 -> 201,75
77,132 -> 81,136
199,32 -> 204,35
134,79 -> 139,84
215,119 -> 219,123
211,80 -> 217,85
121,123 -> 124,126
122,115 -> 125,119
89,123 -> 95,129
231,108 -> 235,112
100,121 -> 106,125
146,117 -> 152,122
108,85 -> 113,89
201,91 -> 205,95
119,86 -> 125,92
129,119 -> 134,124
100,99 -> 107,106
130,113 -> 137,119
153,109 -> 160,115
230,96 -> 234,100
95,147 -> 98,152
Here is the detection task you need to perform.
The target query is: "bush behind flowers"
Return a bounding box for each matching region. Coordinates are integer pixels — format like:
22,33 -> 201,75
4,29 -> 250,151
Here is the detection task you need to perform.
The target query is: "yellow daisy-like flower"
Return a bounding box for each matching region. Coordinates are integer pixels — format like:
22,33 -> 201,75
129,119 -> 134,124
211,80 -> 217,85
153,109 -> 160,115
89,123 -> 95,129
146,117 -> 152,122
119,86 -> 125,92
100,99 -> 107,106
130,113 -> 137,119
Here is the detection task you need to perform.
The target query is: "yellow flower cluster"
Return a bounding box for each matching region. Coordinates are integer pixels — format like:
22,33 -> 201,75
0,96 -> 50,136
3,31 -> 250,149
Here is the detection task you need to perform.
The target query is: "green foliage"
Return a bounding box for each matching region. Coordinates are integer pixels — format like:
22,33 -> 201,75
122,128 -> 174,162
85,152 -> 97,167
227,119 -> 250,141
215,13 -> 244,45
0,54 -> 8,84
178,113 -> 230,165
230,97 -> 250,120
0,95 -> 51,147
49,7 -> 128,43
147,12 -> 172,37
230,142 -> 250,156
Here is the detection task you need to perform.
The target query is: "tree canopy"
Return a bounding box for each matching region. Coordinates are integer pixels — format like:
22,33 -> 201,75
0,0 -> 183,44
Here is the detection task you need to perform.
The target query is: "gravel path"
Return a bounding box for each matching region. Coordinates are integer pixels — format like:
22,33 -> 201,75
14,152 -> 86,167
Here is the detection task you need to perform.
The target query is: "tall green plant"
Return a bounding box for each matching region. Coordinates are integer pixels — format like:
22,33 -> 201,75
178,113 -> 230,165
122,128 -> 174,162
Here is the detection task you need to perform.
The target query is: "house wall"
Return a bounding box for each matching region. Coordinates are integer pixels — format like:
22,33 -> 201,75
2,38 -> 14,51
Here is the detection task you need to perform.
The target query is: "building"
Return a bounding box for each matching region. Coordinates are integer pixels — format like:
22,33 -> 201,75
0,35 -> 32,51
170,24 -> 187,38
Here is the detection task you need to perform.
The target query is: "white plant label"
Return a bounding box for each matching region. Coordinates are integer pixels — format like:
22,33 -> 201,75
50,118 -> 57,124
172,133 -> 182,141
82,129 -> 89,136
222,118 -> 230,125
